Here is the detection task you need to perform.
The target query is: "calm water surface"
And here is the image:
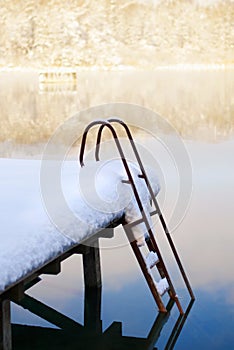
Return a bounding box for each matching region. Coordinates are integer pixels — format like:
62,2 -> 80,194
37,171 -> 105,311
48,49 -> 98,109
1,70 -> 233,349
11,137 -> 234,349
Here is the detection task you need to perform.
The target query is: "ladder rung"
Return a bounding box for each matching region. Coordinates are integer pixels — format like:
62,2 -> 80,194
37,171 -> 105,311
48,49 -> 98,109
145,251 -> 159,270
125,217 -> 144,228
121,179 -> 131,184
155,278 -> 170,296
129,240 -> 168,313
124,209 -> 159,229
150,209 -> 158,216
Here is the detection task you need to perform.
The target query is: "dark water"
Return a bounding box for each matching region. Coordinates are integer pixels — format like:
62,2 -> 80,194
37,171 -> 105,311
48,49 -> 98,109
10,137 -> 234,349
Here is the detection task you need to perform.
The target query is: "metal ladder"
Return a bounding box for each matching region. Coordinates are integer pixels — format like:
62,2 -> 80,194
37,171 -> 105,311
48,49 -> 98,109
79,118 -> 195,314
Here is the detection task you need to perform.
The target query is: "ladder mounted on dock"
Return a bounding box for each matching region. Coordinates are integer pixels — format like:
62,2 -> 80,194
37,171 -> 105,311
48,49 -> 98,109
79,118 -> 195,315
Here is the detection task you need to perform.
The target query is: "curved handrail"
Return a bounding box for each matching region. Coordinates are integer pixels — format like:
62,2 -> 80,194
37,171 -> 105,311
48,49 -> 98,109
95,118 -> 133,158
80,119 -> 160,248
79,120 -> 111,167
80,119 -> 155,234
95,123 -> 105,162
80,120 -> 148,220
95,118 -> 195,300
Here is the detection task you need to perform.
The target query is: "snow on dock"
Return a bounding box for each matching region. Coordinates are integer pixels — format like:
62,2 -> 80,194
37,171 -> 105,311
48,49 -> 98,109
0,158 -> 160,292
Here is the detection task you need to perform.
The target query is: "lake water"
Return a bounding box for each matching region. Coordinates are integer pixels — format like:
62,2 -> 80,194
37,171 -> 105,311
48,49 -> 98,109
1,69 -> 234,349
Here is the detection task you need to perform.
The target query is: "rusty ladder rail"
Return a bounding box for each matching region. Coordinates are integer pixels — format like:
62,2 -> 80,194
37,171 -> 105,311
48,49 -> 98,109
79,119 -> 195,314
96,118 -> 195,301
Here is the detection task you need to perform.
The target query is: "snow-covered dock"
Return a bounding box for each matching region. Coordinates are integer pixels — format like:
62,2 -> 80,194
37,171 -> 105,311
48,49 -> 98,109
0,157 -> 160,349
0,118 -> 195,349
0,158 -> 159,293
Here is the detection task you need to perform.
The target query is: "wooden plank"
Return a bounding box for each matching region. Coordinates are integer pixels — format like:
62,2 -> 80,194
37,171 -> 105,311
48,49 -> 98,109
0,300 -> 12,350
39,260 -> 61,275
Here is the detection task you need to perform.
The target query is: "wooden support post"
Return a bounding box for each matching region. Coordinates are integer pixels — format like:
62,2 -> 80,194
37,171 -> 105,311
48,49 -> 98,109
84,286 -> 102,333
82,239 -> 101,288
82,239 -> 102,333
0,300 -> 12,350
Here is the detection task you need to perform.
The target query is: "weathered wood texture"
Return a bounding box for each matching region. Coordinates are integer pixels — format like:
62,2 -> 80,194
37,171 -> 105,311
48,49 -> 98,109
0,300 -> 12,350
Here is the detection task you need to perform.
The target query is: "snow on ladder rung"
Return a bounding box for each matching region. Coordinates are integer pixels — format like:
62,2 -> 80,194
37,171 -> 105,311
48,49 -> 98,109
155,277 -> 169,296
145,251 -> 159,270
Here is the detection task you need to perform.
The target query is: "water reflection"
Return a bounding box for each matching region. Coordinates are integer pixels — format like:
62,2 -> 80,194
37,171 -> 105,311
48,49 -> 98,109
0,69 -> 233,157
12,283 -> 194,350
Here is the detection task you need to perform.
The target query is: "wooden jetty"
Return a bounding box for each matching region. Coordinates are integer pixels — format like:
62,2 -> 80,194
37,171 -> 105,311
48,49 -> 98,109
1,225 -> 193,350
0,226 -> 114,350
1,119 -> 195,349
